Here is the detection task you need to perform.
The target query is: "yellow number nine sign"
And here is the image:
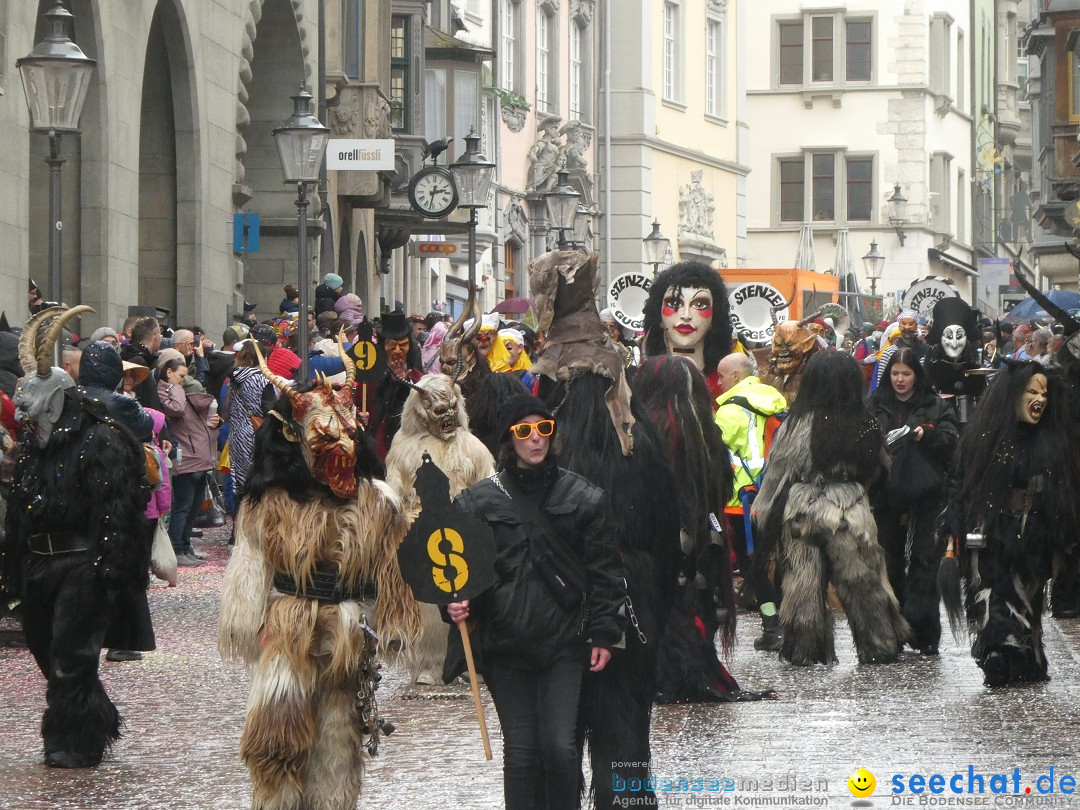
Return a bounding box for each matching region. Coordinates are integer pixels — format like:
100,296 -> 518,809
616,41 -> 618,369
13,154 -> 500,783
427,528 -> 470,593
352,340 -> 378,370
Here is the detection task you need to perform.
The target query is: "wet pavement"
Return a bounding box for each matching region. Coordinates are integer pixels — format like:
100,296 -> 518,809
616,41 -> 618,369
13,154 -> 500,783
3,522 -> 1080,809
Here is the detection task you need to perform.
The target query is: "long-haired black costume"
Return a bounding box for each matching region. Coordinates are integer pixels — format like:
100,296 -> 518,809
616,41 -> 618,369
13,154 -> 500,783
941,361 -> 1080,685
753,352 -> 910,665
1,307 -> 151,768
529,249 -> 677,810
641,261 -> 732,375
632,355 -> 738,701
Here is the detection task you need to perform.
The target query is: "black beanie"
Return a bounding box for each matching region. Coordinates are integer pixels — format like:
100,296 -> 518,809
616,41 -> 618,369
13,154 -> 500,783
497,394 -> 555,443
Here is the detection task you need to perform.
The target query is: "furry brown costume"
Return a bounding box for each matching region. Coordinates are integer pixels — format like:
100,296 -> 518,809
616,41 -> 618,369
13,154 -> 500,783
383,373 -> 495,684
753,352 -> 910,665
219,342 -> 420,810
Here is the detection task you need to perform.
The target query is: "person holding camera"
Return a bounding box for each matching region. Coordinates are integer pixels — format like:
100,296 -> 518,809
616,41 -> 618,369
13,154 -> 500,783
446,394 -> 625,810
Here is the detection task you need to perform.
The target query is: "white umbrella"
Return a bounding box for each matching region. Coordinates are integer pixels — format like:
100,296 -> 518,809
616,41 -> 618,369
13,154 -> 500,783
834,229 -> 868,327
794,223 -> 817,271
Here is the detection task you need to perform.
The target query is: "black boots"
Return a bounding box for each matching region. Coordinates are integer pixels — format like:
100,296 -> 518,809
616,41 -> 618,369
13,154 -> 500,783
754,613 -> 782,651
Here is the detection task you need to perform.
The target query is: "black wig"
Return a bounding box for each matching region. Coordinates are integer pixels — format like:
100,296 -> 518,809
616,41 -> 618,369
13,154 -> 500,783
787,350 -> 883,484
467,372 -> 531,456
642,261 -> 731,373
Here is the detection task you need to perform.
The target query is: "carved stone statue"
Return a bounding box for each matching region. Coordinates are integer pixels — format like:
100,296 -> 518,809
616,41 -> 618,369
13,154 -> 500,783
678,170 -> 716,241
527,115 -> 565,193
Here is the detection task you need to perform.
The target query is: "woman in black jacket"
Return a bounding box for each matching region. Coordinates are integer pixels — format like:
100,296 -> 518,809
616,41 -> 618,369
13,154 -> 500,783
447,394 -> 625,810
870,347 -> 959,654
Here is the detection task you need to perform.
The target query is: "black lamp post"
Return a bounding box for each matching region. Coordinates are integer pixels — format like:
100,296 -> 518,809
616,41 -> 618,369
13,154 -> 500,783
449,128 -> 495,289
862,239 -> 885,298
643,220 -> 670,276
887,183 -> 908,246
544,171 -> 580,250
571,203 -> 591,251
273,85 -> 329,383
18,1 -> 96,320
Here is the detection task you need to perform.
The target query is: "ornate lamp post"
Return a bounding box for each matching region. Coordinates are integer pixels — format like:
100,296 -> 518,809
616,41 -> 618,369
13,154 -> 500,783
571,203 -> 591,251
887,183 -> 908,246
862,239 -> 885,298
643,220 -> 671,276
273,85 -> 329,382
449,128 -> 496,288
544,171 -> 580,250
17,0 -> 96,317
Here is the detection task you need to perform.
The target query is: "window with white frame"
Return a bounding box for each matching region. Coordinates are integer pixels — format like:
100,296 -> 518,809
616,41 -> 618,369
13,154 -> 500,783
706,17 -> 724,118
425,65 -> 481,163
501,0 -> 518,92
777,152 -> 874,224
570,22 -> 583,119
957,168 -> 966,242
929,152 -> 953,232
663,2 -> 682,102
537,7 -> 553,111
956,30 -> 965,112
390,16 -> 410,131
929,14 -> 953,98
776,13 -> 873,87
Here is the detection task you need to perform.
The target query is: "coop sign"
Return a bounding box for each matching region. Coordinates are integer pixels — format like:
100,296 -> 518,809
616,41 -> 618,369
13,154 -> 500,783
327,139 -> 395,171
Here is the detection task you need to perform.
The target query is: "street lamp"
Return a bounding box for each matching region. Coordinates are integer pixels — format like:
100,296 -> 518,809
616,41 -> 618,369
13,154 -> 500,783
887,183 -> 908,246
449,127 -> 496,288
273,85 -> 329,383
17,0 -> 96,318
544,171 -> 580,250
643,220 -> 671,276
862,239 -> 885,298
571,203 -> 591,251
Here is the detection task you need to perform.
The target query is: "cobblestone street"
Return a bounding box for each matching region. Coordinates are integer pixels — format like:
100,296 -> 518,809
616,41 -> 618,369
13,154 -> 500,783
3,523 -> 1080,809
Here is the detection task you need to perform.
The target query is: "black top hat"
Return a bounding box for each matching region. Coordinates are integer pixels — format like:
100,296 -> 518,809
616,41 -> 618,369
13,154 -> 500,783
243,300 -> 257,312
377,311 -> 410,340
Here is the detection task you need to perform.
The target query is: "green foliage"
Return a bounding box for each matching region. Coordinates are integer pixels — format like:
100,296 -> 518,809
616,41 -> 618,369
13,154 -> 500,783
489,86 -> 531,111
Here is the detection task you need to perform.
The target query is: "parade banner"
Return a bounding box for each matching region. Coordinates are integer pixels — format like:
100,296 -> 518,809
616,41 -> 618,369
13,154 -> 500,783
728,282 -> 789,342
608,273 -> 652,331
901,276 -> 959,319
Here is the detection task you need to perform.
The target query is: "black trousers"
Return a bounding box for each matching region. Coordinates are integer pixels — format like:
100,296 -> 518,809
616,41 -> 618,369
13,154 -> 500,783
876,499 -> 945,652
485,648 -> 587,810
729,517 -> 779,608
21,553 -> 121,763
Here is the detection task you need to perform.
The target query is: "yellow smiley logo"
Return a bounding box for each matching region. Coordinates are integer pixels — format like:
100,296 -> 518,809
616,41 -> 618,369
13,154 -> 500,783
848,768 -> 876,798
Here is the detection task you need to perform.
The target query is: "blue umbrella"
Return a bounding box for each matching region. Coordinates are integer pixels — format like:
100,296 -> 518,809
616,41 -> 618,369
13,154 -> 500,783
1002,289 -> 1080,323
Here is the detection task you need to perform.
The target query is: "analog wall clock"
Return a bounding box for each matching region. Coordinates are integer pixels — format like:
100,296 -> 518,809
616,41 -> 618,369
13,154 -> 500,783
408,166 -> 459,219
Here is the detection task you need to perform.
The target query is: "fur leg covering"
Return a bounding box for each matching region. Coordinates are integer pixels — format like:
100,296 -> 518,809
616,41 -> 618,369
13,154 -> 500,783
42,672 -> 121,766
240,654 -> 317,810
1049,546 -> 1080,617
778,532 -> 833,665
301,687 -> 365,810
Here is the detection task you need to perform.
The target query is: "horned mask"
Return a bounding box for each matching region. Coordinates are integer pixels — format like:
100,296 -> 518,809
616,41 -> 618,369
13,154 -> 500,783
770,320 -> 818,375
401,374 -> 467,440
255,331 -> 361,498
14,306 -> 92,447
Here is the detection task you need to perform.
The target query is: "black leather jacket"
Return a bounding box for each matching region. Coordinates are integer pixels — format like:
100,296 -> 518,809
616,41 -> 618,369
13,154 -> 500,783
453,464 -> 626,669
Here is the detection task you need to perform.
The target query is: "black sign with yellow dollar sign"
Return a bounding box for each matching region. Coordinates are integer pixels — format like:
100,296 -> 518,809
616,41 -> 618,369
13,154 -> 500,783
347,321 -> 387,384
397,453 -> 495,604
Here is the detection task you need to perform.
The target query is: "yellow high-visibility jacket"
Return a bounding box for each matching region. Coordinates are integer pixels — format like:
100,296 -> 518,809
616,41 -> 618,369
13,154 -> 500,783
714,376 -> 787,512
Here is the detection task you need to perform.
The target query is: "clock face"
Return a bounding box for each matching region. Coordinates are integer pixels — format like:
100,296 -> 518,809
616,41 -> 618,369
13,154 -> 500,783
409,168 -> 459,218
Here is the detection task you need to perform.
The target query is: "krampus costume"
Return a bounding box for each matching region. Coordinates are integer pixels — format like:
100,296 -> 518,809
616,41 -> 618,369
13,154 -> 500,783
530,250 -> 678,809
631,355 -> 741,702
1010,272 -> 1080,619
367,311 -> 422,459
438,284 -> 490,408
0,306 -> 152,768
752,352 -> 910,665
383,373 -> 495,684
940,362 -> 1080,686
219,338 -> 421,810
753,315 -> 821,406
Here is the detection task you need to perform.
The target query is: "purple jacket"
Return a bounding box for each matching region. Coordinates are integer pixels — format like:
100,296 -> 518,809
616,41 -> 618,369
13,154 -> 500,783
145,408 -> 172,518
158,381 -> 219,475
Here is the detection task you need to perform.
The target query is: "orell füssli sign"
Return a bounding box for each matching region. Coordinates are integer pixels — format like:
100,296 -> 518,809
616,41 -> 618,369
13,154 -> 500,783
327,139 -> 395,171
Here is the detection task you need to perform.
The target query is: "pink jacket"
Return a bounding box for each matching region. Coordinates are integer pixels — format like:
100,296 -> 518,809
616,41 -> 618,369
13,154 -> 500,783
145,408 -> 172,518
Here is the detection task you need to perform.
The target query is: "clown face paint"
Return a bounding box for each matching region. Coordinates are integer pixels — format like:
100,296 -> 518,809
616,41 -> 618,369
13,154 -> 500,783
474,329 -> 495,358
384,338 -> 410,374
1017,373 -> 1048,425
941,325 -> 968,361
660,286 -> 713,356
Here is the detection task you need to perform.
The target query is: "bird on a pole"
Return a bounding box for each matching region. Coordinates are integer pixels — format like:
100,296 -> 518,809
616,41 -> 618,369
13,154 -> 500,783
423,136 -> 453,165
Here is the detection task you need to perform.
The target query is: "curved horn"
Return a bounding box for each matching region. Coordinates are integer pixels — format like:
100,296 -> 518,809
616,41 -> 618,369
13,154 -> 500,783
19,306 -> 65,379
446,282 -> 478,340
337,326 -> 356,388
769,296 -> 793,327
253,341 -> 299,402
453,284 -> 484,384
38,305 -> 94,377
798,308 -> 826,328
1013,266 -> 1080,336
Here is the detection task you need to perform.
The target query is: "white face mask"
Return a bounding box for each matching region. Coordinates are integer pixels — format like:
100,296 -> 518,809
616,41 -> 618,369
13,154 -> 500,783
660,286 -> 713,354
941,325 -> 967,361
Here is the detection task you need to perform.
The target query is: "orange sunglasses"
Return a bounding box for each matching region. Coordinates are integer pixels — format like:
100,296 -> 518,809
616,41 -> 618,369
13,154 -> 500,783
509,419 -> 555,440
